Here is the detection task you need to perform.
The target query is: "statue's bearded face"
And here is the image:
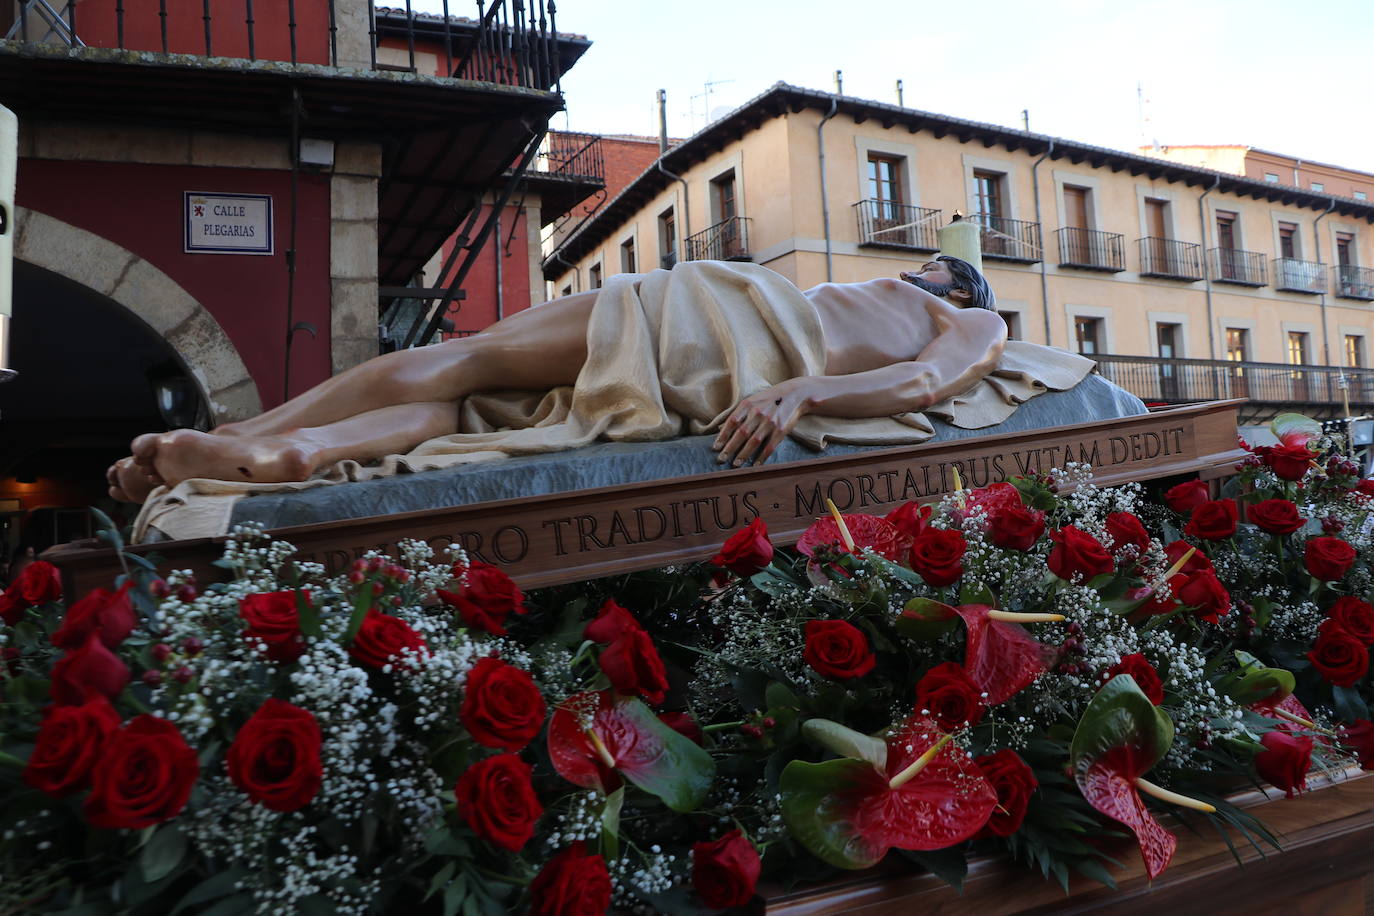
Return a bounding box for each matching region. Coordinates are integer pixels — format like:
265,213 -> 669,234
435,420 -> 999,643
899,261 -> 962,303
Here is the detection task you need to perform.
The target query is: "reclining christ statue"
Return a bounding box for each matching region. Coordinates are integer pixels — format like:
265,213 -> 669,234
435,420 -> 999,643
108,256 -> 1096,508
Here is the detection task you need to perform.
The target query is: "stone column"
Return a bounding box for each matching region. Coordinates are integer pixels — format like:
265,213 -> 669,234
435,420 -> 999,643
333,0 -> 373,70
329,140 -> 382,375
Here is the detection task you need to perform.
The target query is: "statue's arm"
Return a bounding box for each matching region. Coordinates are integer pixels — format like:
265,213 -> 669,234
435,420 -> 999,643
713,304 -> 1006,466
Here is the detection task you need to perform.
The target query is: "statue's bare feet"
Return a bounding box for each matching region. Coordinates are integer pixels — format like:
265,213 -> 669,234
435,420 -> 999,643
106,457 -> 157,503
150,429 -> 316,488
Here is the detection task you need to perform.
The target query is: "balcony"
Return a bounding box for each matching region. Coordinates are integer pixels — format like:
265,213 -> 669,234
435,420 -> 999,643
529,131 -> 606,225
976,216 -> 1041,264
686,217 -> 752,262
1334,265 -> 1374,301
1094,353 -> 1374,422
1056,228 -> 1126,272
854,200 -> 940,252
1209,248 -> 1267,287
1273,258 -> 1327,294
1137,238 -> 1203,281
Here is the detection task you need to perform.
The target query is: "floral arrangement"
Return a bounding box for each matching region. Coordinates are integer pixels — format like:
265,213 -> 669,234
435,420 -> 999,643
3,413 -> 1374,914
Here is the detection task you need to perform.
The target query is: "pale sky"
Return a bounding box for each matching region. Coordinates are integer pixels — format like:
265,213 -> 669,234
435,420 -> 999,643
415,0 -> 1374,173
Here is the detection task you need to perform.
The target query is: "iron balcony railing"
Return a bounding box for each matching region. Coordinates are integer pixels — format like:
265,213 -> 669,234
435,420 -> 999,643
1334,265 -> 1374,301
686,216 -> 752,262
1094,353 -> 1374,409
975,215 -> 1041,263
660,251 -> 678,269
1209,247 -> 1267,287
1056,227 -> 1126,272
1137,237 -> 1203,281
535,132 -> 604,183
5,1 -> 564,88
1273,257 -> 1327,294
853,200 -> 940,252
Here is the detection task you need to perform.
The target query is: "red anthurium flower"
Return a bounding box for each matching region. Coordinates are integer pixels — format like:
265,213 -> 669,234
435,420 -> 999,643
884,501 -> 932,540
1163,540 -> 1212,575
952,604 -> 1055,705
779,715 -> 996,869
797,513 -> 912,566
1250,692 -> 1329,748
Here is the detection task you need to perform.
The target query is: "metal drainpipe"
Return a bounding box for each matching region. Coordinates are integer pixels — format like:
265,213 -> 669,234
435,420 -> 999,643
1030,139 -> 1055,345
817,98 -> 839,282
656,159 -> 690,257
1313,197 -> 1337,364
1197,175 -> 1220,360
493,210 -> 504,321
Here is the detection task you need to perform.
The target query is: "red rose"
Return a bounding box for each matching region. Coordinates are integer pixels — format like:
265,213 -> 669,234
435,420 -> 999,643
1247,499 -> 1304,535
455,753 -> 543,852
437,561 -> 526,636
0,591 -> 22,625
529,841 -> 612,916
691,829 -> 762,909
909,528 -> 966,587
658,711 -> 703,744
1183,499 -> 1238,541
973,749 -> 1038,837
1255,729 -> 1313,797
803,619 -> 876,680
885,501 -> 932,540
1356,479 -> 1374,501
711,518 -> 774,577
1339,719 -> 1374,769
22,695 -> 121,797
914,661 -> 985,731
461,656 -> 547,750
1307,620 -> 1369,686
1173,570 -> 1231,623
12,560 -> 61,606
1305,537 -> 1357,582
1329,597 -> 1374,645
1105,512 -> 1151,558
988,504 -> 1046,552
583,599 -> 641,645
84,715 -> 200,829
599,627 -> 671,705
1047,526 -> 1113,582
239,590 -> 309,663
49,632 -> 130,706
226,699 -> 322,812
349,610 -> 427,671
1164,480 -> 1209,514
1163,539 -> 1212,575
1266,442 -> 1316,481
51,583 -> 136,651
1106,653 -> 1164,705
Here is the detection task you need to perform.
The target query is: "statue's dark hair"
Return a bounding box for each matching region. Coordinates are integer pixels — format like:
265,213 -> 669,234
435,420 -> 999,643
936,255 -> 996,312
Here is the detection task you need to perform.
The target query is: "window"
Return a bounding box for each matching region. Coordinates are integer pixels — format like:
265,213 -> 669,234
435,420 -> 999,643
997,311 -> 1020,340
1278,222 -> 1298,259
1356,191 -> 1369,201
1287,331 -> 1310,366
868,154 -> 904,219
1264,173 -> 1280,183
1144,199 -> 1170,272
710,170 -> 744,258
658,208 -> 677,269
588,263 -> 602,290
1156,322 -> 1181,397
1337,233 -> 1355,267
1345,334 -> 1366,369
1063,186 -> 1091,229
620,238 -> 636,273
1311,182 -> 1325,192
1215,211 -> 1239,280
973,170 -> 1004,222
1074,317 -> 1101,355
711,170 -> 737,223
561,284 -> 573,298
1225,327 -> 1249,362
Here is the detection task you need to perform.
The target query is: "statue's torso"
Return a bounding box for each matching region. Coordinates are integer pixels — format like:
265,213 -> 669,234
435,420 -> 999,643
805,277 -> 952,376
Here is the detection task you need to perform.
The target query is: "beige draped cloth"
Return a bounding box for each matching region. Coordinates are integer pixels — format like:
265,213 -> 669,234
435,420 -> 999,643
134,261 -> 1093,542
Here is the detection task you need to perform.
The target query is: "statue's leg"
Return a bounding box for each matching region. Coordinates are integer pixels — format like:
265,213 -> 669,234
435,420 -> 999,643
220,290 -> 598,438
141,401 -> 459,488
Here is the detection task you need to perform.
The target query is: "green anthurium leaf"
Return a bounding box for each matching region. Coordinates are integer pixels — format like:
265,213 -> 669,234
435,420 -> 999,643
1070,675 -> 1174,775
1008,475 -> 1057,511
139,825 -> 187,884
866,553 -> 927,588
1270,413 -> 1321,447
1226,658 -> 1295,706
600,786 -> 624,861
801,718 -> 888,769
780,757 -> 890,870
896,597 -> 959,640
959,580 -> 996,607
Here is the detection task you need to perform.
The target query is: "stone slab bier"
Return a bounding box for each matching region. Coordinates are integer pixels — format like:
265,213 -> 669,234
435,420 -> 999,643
50,400 -> 1244,597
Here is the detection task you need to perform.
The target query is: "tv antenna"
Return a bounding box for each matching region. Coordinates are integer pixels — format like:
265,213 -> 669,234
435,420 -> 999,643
691,78 -> 734,130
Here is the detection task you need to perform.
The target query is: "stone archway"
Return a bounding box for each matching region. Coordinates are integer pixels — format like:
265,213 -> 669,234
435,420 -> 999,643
13,206 -> 262,423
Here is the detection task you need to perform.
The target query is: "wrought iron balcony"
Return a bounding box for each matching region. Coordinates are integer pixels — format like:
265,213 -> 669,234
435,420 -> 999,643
976,215 -> 1041,263
854,200 -> 940,252
1056,228 -> 1126,272
1334,265 -> 1374,301
535,132 -> 604,183
660,252 -> 678,270
1273,258 -> 1327,294
1137,237 -> 1202,281
1094,353 -> 1374,421
686,217 -> 752,262
1209,248 -> 1267,287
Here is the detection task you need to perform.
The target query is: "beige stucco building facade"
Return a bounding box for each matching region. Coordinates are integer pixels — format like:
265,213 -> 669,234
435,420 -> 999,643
545,84 -> 1374,402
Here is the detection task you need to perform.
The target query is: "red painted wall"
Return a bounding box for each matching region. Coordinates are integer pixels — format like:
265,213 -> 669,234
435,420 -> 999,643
72,0 -> 331,63
434,203 -> 532,336
17,159 -> 333,408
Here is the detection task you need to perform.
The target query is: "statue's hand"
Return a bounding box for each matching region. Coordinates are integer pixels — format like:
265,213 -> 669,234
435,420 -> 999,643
712,380 -> 812,467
